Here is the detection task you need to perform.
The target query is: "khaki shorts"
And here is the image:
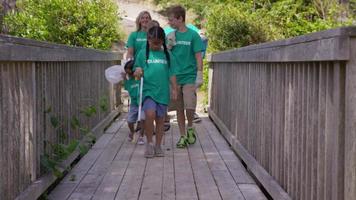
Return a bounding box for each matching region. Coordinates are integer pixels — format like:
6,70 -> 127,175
169,84 -> 197,111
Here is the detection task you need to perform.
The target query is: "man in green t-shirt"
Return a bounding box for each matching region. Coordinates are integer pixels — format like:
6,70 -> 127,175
167,5 -> 204,148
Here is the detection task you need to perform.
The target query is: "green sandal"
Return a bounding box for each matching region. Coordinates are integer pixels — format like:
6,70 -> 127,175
187,127 -> 196,144
176,135 -> 188,148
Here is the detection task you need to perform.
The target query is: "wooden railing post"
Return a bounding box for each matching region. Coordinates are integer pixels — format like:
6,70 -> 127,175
345,36 -> 356,200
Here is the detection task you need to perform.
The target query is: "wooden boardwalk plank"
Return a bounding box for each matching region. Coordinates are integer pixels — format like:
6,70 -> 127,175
70,124 -> 129,199
187,124 -> 222,200
114,141 -> 147,200
201,118 -> 255,184
49,120 -> 126,200
92,127 -> 138,200
195,122 -> 246,200
172,125 -> 199,200
48,114 -> 267,200
200,117 -> 267,200
161,127 -> 176,200
139,157 -> 164,200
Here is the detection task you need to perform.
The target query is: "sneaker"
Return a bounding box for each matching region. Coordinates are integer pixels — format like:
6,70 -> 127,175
144,143 -> 155,158
128,133 -> 134,142
193,113 -> 201,123
176,135 -> 188,148
186,127 -> 196,144
154,146 -> 164,157
164,123 -> 171,132
137,136 -> 145,145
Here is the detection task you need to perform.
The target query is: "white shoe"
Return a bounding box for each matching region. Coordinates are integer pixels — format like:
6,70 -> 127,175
193,113 -> 201,123
137,136 -> 145,145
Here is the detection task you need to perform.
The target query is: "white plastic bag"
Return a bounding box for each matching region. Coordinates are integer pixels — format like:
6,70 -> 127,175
105,65 -> 125,84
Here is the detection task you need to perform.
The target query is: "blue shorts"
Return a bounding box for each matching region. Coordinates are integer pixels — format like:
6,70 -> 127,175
127,104 -> 145,123
142,97 -> 167,118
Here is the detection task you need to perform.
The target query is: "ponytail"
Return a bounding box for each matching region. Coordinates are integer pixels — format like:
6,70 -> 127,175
163,41 -> 170,68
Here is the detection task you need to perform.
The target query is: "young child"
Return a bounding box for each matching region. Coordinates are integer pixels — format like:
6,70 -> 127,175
134,26 -> 177,158
123,60 -> 145,145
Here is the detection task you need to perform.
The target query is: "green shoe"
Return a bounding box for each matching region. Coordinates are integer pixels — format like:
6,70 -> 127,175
176,135 -> 188,148
187,127 -> 196,144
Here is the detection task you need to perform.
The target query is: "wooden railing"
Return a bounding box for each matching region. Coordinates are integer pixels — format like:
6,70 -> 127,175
0,35 -> 122,200
208,26 -> 356,200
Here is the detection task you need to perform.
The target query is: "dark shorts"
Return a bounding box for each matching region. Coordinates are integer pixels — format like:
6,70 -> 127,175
127,104 -> 145,123
142,97 -> 167,118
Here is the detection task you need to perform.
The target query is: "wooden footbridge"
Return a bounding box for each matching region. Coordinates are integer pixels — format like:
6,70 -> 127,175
1,26 -> 356,200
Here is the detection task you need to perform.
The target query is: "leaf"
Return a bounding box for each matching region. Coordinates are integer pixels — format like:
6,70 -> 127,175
66,139 -> 79,154
44,106 -> 52,113
79,144 -> 89,156
70,116 -> 80,130
50,116 -> 60,128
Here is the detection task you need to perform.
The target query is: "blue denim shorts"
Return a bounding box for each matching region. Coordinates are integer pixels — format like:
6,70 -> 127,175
127,104 -> 145,123
142,97 -> 167,118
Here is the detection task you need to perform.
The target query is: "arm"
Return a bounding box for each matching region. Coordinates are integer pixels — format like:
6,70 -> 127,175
170,76 -> 178,100
195,52 -> 203,88
126,47 -> 134,60
195,52 -> 203,71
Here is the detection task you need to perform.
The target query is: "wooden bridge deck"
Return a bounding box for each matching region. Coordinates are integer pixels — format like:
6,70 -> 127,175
48,114 -> 267,200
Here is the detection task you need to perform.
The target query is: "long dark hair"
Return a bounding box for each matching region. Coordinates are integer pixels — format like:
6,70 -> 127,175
146,26 -> 170,67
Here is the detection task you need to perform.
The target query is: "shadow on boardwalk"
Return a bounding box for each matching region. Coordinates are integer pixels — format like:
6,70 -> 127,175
49,114 -> 267,200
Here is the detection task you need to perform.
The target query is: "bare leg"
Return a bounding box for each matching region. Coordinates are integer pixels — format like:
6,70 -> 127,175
155,117 -> 165,145
144,110 -> 156,144
186,109 -> 195,127
176,108 -> 186,136
128,122 -> 135,138
140,120 -> 145,137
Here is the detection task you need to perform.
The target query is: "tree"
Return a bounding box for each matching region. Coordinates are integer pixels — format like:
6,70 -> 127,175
3,0 -> 122,50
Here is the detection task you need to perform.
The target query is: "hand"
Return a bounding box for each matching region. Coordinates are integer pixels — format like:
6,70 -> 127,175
134,67 -> 143,79
195,70 -> 203,89
171,87 -> 177,100
120,72 -> 126,80
166,32 -> 176,50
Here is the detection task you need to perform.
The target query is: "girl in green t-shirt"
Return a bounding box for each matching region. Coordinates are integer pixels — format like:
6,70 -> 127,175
134,26 -> 178,158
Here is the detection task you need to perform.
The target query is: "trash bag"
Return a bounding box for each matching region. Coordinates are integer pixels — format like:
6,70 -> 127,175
105,65 -> 125,84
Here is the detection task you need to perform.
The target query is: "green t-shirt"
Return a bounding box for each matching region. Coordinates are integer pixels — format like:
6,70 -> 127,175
126,31 -> 147,59
170,27 -> 203,85
124,77 -> 140,106
134,49 -> 176,105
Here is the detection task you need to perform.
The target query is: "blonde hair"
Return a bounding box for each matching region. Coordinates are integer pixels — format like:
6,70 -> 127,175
135,11 -> 152,31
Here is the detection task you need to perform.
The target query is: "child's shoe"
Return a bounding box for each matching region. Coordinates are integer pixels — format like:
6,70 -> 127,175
154,146 -> 164,157
137,136 -> 145,145
128,133 -> 134,142
193,113 -> 201,123
176,135 -> 188,148
144,143 -> 155,158
187,127 -> 196,144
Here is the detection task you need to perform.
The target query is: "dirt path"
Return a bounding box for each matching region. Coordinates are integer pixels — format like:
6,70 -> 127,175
117,0 -> 168,37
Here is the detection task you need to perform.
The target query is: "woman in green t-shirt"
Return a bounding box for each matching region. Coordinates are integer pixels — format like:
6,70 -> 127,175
126,11 -> 152,60
134,26 -> 178,158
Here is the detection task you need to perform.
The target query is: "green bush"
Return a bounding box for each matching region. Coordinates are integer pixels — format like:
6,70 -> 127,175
259,0 -> 355,39
206,4 -> 270,52
3,0 -> 122,50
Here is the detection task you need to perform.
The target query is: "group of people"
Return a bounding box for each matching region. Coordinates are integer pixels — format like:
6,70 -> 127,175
122,5 -> 205,158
